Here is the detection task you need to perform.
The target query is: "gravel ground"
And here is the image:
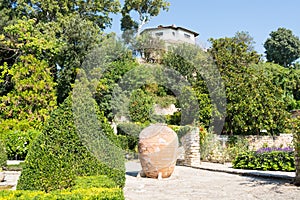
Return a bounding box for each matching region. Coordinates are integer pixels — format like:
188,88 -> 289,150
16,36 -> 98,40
124,160 -> 300,200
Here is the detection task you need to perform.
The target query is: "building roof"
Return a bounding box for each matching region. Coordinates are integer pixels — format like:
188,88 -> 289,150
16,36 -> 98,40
141,25 -> 199,37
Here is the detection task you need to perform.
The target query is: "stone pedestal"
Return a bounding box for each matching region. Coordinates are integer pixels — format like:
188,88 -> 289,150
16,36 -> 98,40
138,124 -> 178,179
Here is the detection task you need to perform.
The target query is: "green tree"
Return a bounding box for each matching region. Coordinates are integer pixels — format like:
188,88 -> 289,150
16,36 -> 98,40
121,0 -> 170,35
209,36 -> 288,135
0,18 -> 58,132
162,43 -> 213,126
234,31 -> 256,52
5,0 -> 120,29
208,37 -> 260,74
133,33 -> 165,62
0,55 -> 57,130
129,88 -> 154,123
225,63 -> 288,135
264,27 -> 300,67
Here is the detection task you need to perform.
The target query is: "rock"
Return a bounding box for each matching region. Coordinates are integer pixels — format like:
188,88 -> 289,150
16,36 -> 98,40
138,124 -> 178,179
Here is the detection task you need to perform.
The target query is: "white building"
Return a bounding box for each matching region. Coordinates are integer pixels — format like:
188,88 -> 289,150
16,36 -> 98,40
140,25 -> 199,46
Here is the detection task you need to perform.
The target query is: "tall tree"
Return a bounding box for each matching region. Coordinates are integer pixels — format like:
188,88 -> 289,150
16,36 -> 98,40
209,36 -> 287,135
234,31 -> 256,52
209,37 -> 260,74
0,18 -> 58,130
5,0 -> 120,29
121,0 -> 170,36
264,27 -> 300,67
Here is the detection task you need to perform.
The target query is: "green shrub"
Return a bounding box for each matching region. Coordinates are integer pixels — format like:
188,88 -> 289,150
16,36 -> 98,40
72,175 -> 118,190
0,140 -> 7,168
129,89 -> 154,123
117,122 -> 144,151
0,188 -> 124,200
226,136 -> 249,161
3,129 -> 40,160
166,111 -> 181,125
1,175 -> 124,199
17,97 -> 125,192
233,150 -> 295,171
200,129 -> 227,163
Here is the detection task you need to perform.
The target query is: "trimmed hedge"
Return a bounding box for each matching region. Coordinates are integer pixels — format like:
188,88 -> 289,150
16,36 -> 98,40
17,97 -> 125,192
233,150 -> 295,171
0,176 -> 124,199
0,140 -> 7,168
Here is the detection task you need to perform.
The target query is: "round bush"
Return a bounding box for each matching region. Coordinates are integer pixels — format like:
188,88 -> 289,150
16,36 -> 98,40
17,97 -> 125,192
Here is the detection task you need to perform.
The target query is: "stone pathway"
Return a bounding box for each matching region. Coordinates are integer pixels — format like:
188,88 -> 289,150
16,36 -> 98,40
124,160 -> 300,200
0,171 -> 21,190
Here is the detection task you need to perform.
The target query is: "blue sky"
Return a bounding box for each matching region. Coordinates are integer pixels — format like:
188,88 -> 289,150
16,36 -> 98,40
107,0 -> 300,56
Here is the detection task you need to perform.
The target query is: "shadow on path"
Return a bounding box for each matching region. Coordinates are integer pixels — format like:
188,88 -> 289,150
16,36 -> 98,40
126,171 -> 139,177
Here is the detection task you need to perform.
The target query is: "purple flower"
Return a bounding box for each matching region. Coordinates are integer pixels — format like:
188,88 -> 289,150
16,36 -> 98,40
255,147 -> 294,154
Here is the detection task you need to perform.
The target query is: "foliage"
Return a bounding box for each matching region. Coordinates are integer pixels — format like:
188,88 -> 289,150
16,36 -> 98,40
129,89 -> 154,123
200,130 -> 229,163
166,111 -> 181,125
209,36 -> 288,135
225,64 -> 288,135
0,54 -> 57,130
290,116 -> 300,185
117,123 -> 144,151
17,97 -> 125,192
234,31 -> 256,52
0,140 -> 7,168
0,176 -> 124,199
233,150 -> 295,171
208,36 -> 260,73
3,129 -> 40,160
121,0 -> 170,35
133,33 -> 165,62
226,136 -> 249,161
2,0 -> 120,30
0,19 -> 58,135
95,60 -> 138,121
162,43 -> 221,128
264,27 -> 300,67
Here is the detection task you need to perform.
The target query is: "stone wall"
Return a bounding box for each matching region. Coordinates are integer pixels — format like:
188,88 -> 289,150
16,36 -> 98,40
243,134 -> 293,150
214,134 -> 293,150
178,128 -> 201,167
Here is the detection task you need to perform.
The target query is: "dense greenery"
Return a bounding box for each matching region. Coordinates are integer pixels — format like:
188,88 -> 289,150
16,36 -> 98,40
209,36 -> 289,135
264,27 -> 300,67
0,140 -> 7,168
290,116 -> 300,185
1,0 -> 300,189
117,122 -> 144,151
0,176 -> 124,200
233,150 -> 295,171
3,129 -> 40,160
17,97 -> 125,192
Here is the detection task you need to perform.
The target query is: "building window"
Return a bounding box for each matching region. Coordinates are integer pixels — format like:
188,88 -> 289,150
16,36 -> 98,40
184,33 -> 191,39
155,32 -> 163,36
172,32 -> 175,36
